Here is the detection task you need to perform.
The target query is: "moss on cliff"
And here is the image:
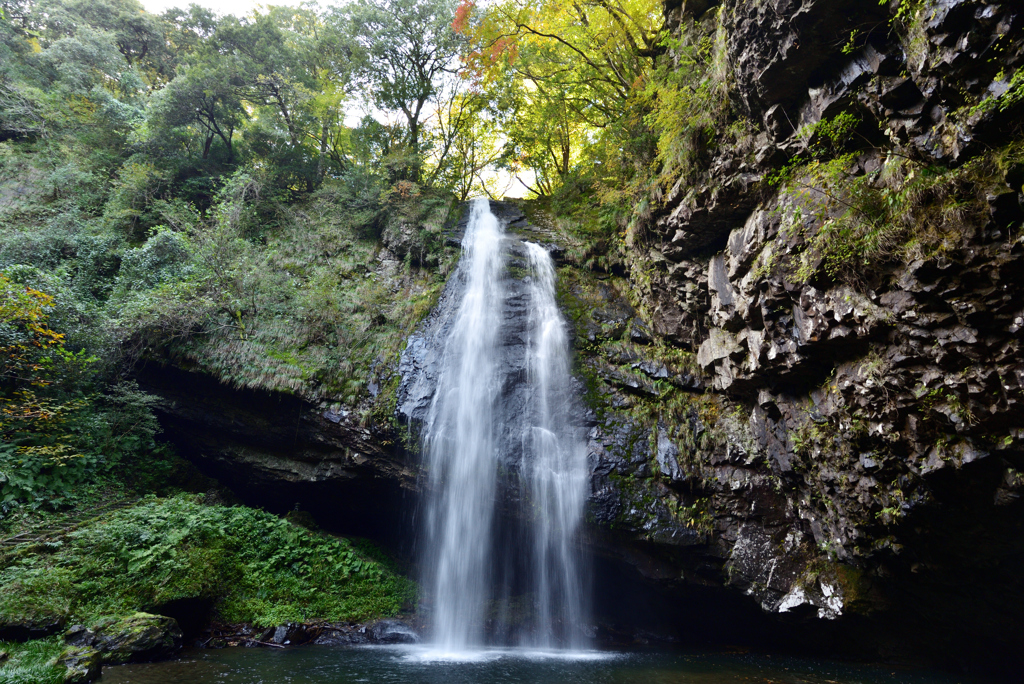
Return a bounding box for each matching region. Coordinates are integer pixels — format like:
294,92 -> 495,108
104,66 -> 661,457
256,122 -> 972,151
767,138 -> 1024,288
130,185 -> 458,407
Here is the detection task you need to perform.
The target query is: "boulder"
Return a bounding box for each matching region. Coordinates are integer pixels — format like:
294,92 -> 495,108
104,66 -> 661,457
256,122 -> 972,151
0,612 -> 66,641
366,619 -> 419,644
65,612 -> 183,665
262,622 -> 309,646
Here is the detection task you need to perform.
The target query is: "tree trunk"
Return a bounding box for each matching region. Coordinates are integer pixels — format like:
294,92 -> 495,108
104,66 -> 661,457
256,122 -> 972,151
408,117 -> 421,182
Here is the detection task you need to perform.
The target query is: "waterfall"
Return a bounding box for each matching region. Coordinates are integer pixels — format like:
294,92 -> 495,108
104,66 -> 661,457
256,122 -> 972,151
523,241 -> 590,648
421,198 -> 589,653
422,198 -> 506,651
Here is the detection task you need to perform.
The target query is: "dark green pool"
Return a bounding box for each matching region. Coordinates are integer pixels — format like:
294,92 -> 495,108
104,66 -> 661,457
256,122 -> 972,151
96,645 -> 976,684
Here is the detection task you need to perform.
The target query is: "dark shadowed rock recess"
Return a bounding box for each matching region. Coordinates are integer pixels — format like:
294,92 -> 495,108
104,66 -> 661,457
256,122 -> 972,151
134,0 -> 1024,676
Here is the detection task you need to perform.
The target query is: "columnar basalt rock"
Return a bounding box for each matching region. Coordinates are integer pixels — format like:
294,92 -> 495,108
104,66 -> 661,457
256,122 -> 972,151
584,0 -> 1024,669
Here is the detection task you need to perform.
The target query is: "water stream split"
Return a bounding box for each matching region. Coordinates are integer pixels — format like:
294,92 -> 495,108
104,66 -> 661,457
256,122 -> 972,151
421,198 -> 591,653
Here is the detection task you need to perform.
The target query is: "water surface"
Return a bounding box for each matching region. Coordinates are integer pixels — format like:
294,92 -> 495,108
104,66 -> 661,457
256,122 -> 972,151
97,645 -> 973,684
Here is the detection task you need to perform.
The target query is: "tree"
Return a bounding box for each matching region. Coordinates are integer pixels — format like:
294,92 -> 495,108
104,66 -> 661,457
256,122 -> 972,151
424,89 -> 504,199
454,0 -> 664,192
31,0 -> 173,87
335,0 -> 463,179
146,55 -> 244,162
212,6 -> 354,190
1,273 -> 66,388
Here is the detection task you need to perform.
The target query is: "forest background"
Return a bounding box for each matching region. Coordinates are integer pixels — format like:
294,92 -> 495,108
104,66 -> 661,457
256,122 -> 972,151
0,0 -> 682,515
0,2 -> 688,678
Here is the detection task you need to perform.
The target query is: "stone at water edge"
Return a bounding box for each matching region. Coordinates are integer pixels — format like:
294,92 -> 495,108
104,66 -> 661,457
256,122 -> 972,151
366,618 -> 419,644
59,645 -> 102,684
268,622 -> 308,646
64,612 -> 183,665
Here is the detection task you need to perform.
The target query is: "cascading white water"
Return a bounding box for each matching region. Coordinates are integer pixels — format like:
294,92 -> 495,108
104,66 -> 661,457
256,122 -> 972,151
422,199 -> 589,653
523,242 -> 590,648
423,197 -> 506,652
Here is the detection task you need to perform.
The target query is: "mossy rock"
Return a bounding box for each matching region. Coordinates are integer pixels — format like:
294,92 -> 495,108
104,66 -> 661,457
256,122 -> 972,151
58,645 -> 101,684
0,611 -> 68,641
0,566 -> 74,642
829,564 -> 886,615
64,612 -> 182,665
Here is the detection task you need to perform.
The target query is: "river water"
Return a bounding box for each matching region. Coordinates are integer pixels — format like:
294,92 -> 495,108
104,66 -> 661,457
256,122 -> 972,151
97,645 -> 975,684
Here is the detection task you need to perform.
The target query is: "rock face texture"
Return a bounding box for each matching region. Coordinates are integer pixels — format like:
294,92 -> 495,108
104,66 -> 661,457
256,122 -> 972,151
136,361 -> 417,542
574,0 -> 1024,672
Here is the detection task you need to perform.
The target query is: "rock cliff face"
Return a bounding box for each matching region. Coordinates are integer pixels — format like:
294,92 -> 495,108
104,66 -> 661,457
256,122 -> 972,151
577,0 -> 1024,671
136,361 -> 416,543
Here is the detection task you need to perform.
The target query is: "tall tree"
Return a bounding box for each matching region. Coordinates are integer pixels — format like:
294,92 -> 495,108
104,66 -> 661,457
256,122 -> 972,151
335,0 -> 462,179
146,59 -> 244,161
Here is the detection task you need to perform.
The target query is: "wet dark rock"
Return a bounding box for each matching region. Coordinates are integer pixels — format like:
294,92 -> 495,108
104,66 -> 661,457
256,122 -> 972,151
64,613 -> 183,665
311,619 -> 420,646
268,622 -> 308,646
367,619 -> 420,644
0,613 -> 66,641
579,0 -> 1024,672
59,645 -> 102,684
134,360 -> 414,544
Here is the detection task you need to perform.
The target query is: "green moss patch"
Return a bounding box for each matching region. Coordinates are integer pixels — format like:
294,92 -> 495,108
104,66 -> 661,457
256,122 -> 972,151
0,495 -> 415,631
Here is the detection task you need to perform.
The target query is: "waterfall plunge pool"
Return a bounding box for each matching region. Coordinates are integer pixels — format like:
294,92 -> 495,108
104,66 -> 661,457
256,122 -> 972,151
97,645 -> 973,684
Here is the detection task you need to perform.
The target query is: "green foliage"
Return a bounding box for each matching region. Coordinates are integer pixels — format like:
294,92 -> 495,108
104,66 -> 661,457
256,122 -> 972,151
964,67 -> 1024,119
336,0 -> 462,173
883,0 -> 924,26
0,495 -> 415,628
108,176 -> 455,405
0,636 -> 65,684
1,264 -> 184,516
0,380 -> 175,511
646,13 -> 733,189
